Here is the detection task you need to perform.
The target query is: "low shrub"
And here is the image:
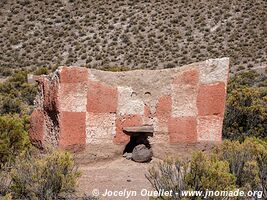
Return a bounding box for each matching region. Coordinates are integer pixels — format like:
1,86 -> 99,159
0,71 -> 38,115
34,67 -> 49,75
0,115 -> 30,167
0,114 -> 83,199
147,138 -> 266,200
0,96 -> 23,114
146,152 -> 236,200
215,138 -> 267,196
186,152 -> 236,193
0,149 -> 81,200
223,71 -> 267,140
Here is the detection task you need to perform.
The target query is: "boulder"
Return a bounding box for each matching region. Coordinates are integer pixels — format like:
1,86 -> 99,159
132,144 -> 152,163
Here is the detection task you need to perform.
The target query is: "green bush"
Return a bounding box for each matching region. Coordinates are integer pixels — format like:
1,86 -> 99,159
34,67 -> 49,75
2,150 -> 81,200
0,71 -> 38,115
3,193 -> 12,200
0,114 -> 83,199
223,71 -> 267,140
0,96 -> 23,114
215,138 -> 267,196
147,138 -> 267,200
8,71 -> 28,86
20,83 -> 38,105
146,152 -> 236,200
0,115 -> 30,167
186,152 -> 236,193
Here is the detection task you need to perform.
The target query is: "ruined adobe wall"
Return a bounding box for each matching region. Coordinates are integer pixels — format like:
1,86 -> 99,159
29,58 -> 229,151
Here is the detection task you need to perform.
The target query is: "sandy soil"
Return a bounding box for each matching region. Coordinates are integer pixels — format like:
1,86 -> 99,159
74,142 -> 216,199
76,157 -> 156,200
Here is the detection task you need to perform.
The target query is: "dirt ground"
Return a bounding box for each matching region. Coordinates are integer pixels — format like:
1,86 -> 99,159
74,142 -> 216,199
76,157 -> 156,200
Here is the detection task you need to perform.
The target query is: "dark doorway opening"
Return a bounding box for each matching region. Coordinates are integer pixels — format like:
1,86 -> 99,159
123,134 -> 151,154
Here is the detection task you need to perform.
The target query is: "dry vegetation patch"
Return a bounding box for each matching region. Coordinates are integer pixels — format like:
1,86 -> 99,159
0,0 -> 266,72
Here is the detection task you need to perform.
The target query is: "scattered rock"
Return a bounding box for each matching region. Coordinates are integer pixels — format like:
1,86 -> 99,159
123,152 -> 133,160
132,144 -> 152,163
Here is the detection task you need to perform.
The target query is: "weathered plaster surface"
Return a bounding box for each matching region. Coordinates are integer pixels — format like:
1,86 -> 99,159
29,58 -> 229,150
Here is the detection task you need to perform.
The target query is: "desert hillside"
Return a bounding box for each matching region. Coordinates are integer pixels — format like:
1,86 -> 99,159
0,0 -> 266,72
0,1 -> 267,199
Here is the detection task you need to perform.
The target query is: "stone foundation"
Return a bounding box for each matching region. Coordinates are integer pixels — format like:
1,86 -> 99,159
29,58 -> 229,152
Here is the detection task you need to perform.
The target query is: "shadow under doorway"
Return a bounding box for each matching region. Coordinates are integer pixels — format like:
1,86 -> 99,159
123,134 -> 151,154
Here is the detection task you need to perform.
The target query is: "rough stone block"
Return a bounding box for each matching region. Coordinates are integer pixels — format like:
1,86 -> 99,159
168,117 -> 197,143
197,116 -> 223,141
60,67 -> 88,83
41,77 -> 59,111
114,115 -> 143,144
29,109 -> 45,148
87,81 -> 118,113
132,144 -> 153,163
86,112 -> 116,144
59,112 -> 86,149
197,82 -> 226,116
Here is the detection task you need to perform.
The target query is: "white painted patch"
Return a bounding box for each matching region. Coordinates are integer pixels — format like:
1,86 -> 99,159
152,117 -> 168,134
149,132 -> 170,144
171,84 -> 198,117
200,57 -> 229,84
197,116 -> 223,141
88,69 -> 98,81
59,83 -> 87,112
86,112 -> 116,144
117,86 -> 144,115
